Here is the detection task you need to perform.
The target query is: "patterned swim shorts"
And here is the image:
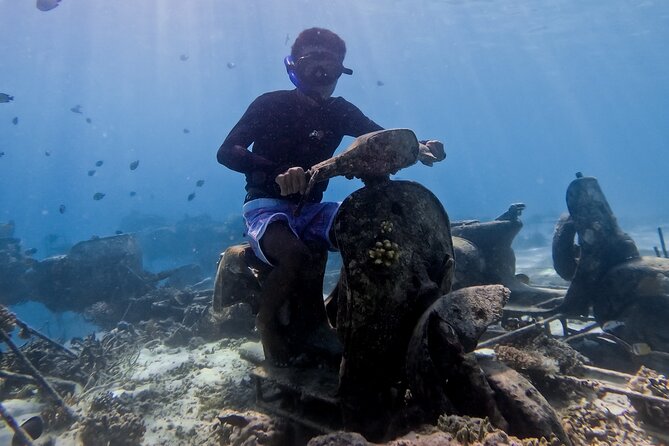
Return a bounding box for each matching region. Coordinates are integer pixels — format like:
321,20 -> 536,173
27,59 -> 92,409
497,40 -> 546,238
242,198 -> 341,265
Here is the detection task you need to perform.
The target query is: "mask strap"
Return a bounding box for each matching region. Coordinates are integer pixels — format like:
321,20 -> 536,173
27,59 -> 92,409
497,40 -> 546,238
284,55 -> 302,89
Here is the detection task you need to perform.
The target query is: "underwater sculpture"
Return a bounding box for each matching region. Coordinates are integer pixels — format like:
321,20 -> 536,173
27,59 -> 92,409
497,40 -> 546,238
0,230 -> 215,329
211,200 -> 565,337
333,178 -> 456,438
554,173 -> 669,353
450,203 -> 565,308
213,129 -> 569,443
0,233 -> 150,313
27,234 -> 151,313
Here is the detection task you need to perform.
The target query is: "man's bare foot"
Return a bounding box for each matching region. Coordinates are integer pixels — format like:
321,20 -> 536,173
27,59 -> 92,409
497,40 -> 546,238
258,322 -> 292,367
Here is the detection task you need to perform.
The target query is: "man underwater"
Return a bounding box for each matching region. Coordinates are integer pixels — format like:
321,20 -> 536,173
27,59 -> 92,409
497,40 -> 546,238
218,27 -> 445,366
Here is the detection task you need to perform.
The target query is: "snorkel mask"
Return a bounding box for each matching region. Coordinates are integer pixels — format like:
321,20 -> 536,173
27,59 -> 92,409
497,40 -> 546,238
284,51 -> 353,92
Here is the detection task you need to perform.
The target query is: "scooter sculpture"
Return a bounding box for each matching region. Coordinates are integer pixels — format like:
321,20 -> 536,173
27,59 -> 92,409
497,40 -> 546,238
554,173 -> 669,356
213,129 -> 570,443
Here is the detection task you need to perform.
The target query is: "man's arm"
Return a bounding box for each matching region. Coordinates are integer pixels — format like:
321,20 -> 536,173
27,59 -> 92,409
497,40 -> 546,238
338,99 -> 445,167
217,96 -> 277,174
217,143 -> 276,173
338,99 -> 384,137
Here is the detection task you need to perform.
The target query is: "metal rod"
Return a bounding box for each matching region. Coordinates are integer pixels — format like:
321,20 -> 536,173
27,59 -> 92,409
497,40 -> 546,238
558,375 -> 669,407
0,401 -> 35,446
659,227 -> 668,258
0,370 -> 79,392
583,364 -> 635,381
0,327 -> 70,412
563,322 -> 600,341
476,313 -> 563,349
14,317 -> 77,358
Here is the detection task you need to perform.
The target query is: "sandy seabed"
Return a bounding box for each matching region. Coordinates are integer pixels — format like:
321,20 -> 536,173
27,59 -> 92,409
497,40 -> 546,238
1,338 -> 254,445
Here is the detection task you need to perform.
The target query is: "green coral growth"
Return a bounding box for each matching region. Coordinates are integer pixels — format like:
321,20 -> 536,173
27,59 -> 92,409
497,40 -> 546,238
368,239 -> 399,267
380,220 -> 394,234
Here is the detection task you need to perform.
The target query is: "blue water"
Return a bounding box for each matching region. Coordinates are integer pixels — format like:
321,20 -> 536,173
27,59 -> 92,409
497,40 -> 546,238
1,1 -> 668,333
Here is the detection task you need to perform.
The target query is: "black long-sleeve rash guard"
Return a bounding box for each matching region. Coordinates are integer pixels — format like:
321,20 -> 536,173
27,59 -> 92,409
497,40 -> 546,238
217,89 -> 383,204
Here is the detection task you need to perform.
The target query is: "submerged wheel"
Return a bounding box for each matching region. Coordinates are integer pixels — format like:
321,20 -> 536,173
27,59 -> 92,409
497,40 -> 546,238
552,213 -> 580,281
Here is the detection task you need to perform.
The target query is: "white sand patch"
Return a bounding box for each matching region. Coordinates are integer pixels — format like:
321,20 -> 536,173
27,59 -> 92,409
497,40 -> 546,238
34,338 -> 255,445
130,343 -> 252,445
514,245 -> 569,287
130,346 -> 191,381
0,398 -> 43,419
191,367 -> 225,388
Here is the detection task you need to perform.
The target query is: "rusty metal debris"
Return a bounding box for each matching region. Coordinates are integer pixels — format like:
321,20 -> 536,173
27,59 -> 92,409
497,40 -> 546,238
0,327 -> 71,414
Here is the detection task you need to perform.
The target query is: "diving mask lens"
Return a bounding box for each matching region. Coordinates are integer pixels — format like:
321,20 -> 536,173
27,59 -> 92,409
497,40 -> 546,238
295,52 -> 352,86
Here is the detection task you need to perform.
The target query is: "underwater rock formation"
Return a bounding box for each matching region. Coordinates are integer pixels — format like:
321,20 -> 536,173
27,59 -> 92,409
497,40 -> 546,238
217,410 -> 290,446
562,398 -> 660,445
627,366 -> 669,431
79,392 -> 145,446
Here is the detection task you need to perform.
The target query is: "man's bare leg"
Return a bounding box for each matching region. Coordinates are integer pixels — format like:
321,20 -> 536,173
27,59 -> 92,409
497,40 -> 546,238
257,221 -> 311,365
290,244 -> 342,365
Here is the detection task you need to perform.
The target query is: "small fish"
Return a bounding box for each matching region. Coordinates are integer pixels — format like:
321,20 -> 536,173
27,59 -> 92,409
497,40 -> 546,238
44,151 -> 51,157
59,204 -> 66,214
0,93 -> 13,103
86,117 -> 92,124
227,62 -> 236,69
179,54 -> 189,61
0,152 -> 5,158
93,192 -> 105,200
376,80 -> 385,87
129,160 -> 139,170
129,191 -> 136,197
183,128 -> 190,134
12,117 -> 18,125
70,104 -> 82,114
187,192 -> 196,201
196,179 -> 205,187
36,0 -> 61,11
115,230 -> 123,235
95,160 -> 104,167
24,248 -> 37,256
88,169 -> 96,176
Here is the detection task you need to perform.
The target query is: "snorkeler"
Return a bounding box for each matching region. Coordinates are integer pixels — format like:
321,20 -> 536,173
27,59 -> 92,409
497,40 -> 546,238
217,27 -> 445,366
